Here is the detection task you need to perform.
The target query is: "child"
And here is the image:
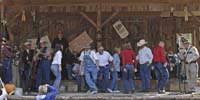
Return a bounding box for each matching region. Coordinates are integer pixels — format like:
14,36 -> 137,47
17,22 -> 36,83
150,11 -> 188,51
36,84 -> 57,100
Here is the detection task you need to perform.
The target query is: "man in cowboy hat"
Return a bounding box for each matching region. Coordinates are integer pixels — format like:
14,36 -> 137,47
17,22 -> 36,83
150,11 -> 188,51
79,44 -> 99,94
153,41 -> 169,94
181,38 -> 199,94
1,37 -> 14,84
22,41 -> 35,94
35,39 -> 51,89
136,39 -> 153,92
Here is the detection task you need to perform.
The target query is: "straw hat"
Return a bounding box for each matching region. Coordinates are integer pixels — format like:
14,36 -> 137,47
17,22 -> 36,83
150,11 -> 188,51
39,39 -> 46,44
38,85 -> 48,94
24,41 -> 31,46
137,39 -> 148,47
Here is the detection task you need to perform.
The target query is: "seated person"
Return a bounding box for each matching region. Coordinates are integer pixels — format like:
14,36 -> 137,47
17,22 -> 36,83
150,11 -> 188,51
72,61 -> 85,92
36,84 -> 57,100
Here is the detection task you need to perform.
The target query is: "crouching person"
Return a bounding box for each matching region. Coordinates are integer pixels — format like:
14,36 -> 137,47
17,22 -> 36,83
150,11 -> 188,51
36,84 -> 57,100
79,44 -> 99,94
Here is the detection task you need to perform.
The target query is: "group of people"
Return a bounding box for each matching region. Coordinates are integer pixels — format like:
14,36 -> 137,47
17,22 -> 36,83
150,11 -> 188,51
1,31 -> 199,95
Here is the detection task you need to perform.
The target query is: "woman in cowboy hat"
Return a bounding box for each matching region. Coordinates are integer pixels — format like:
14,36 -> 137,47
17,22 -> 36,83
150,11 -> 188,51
136,39 -> 153,92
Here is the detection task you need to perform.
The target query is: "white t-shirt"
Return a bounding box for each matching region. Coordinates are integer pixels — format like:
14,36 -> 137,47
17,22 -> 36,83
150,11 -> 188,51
52,50 -> 62,64
79,50 -> 98,64
96,51 -> 113,66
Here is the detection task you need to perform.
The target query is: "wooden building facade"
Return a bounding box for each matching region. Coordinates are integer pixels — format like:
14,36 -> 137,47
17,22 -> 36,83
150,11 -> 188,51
1,0 -> 200,52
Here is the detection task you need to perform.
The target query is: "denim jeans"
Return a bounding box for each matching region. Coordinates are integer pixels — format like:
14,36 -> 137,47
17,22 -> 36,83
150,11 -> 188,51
122,64 -> 135,93
154,62 -> 169,91
140,63 -> 151,91
97,66 -> 110,91
84,66 -> 98,91
3,60 -> 12,84
36,59 -> 50,89
67,64 -> 73,80
75,75 -> 81,92
51,64 -> 61,91
109,70 -> 119,91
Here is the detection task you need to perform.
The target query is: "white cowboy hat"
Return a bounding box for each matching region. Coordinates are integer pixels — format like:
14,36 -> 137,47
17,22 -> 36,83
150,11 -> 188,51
39,39 -> 46,44
137,39 -> 148,47
24,41 -> 31,46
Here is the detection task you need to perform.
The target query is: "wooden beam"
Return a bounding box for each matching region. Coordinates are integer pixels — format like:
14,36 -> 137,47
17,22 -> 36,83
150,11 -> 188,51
101,12 -> 118,27
80,12 -> 97,28
96,4 -> 101,31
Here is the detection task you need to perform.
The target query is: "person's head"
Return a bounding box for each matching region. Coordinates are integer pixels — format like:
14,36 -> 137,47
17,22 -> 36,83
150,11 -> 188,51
98,46 -> 104,54
181,37 -> 190,48
38,84 -> 48,95
39,39 -> 46,48
24,41 -> 31,49
126,42 -> 132,49
168,48 -> 174,54
158,41 -> 165,47
137,39 -> 148,49
114,47 -> 121,54
57,31 -> 63,40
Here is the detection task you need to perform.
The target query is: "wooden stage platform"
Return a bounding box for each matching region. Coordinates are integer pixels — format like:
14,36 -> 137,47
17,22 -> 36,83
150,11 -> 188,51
7,92 -> 200,100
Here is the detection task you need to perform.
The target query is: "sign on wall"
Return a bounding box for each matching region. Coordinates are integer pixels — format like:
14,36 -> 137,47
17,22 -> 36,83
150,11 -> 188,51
69,31 -> 93,53
113,20 -> 129,39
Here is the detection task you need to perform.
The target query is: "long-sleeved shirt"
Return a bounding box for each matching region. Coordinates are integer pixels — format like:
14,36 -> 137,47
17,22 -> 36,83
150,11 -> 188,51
113,53 -> 120,72
153,45 -> 167,64
52,50 -> 62,65
121,49 -> 136,69
184,45 -> 199,63
137,46 -> 153,64
96,51 -> 113,67
22,49 -> 34,65
36,86 -> 57,100
2,46 -> 13,59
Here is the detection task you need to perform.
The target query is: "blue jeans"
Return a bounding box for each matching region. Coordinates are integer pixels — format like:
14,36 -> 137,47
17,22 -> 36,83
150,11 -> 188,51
97,66 -> 110,91
109,70 -> 119,91
51,64 -> 61,91
154,62 -> 169,91
122,64 -> 135,93
140,63 -> 151,91
36,59 -> 50,89
67,64 -> 73,80
75,75 -> 81,92
84,66 -> 98,91
3,60 -> 12,84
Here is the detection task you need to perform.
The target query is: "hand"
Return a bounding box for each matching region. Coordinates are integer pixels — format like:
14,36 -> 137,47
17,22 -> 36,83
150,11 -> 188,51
97,66 -> 100,71
132,60 -> 135,63
134,68 -> 137,72
59,66 -> 62,72
164,63 -> 168,67
123,68 -> 127,72
110,67 -> 114,72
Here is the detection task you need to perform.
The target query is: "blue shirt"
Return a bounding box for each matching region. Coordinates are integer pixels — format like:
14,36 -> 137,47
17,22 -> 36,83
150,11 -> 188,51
137,47 -> 153,64
113,53 -> 120,72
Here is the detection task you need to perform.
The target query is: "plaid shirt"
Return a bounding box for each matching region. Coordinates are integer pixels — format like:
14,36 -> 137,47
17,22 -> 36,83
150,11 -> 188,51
2,45 -> 13,59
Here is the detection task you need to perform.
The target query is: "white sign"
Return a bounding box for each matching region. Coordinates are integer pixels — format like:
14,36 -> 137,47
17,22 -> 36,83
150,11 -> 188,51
113,20 -> 129,39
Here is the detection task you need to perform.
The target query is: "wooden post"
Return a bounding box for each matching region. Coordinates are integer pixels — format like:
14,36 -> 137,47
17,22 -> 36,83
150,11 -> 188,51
80,12 -> 97,28
101,12 -> 118,27
96,4 -> 102,47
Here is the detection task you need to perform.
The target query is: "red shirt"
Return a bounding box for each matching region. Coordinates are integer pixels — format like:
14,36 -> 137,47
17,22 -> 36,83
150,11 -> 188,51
153,45 -> 167,64
121,49 -> 137,69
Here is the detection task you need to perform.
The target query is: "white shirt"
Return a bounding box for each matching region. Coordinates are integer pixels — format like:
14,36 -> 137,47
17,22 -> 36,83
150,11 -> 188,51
52,50 -> 62,64
79,50 -> 98,64
137,47 -> 153,64
96,51 -> 113,66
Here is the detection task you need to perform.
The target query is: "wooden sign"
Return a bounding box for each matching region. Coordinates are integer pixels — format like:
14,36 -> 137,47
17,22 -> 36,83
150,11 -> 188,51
113,20 -> 129,39
69,31 -> 93,53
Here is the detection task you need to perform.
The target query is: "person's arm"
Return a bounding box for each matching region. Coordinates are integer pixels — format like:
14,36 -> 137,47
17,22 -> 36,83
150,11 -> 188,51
188,47 -> 200,63
160,48 -> 167,64
147,48 -> 153,64
133,51 -> 138,71
79,52 -> 84,74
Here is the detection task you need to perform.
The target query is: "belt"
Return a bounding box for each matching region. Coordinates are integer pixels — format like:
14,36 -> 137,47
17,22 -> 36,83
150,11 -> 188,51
186,61 -> 197,64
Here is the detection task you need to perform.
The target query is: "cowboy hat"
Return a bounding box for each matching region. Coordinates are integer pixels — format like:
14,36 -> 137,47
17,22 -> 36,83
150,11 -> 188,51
181,37 -> 189,44
24,41 -> 31,46
39,39 -> 46,44
137,39 -> 148,47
